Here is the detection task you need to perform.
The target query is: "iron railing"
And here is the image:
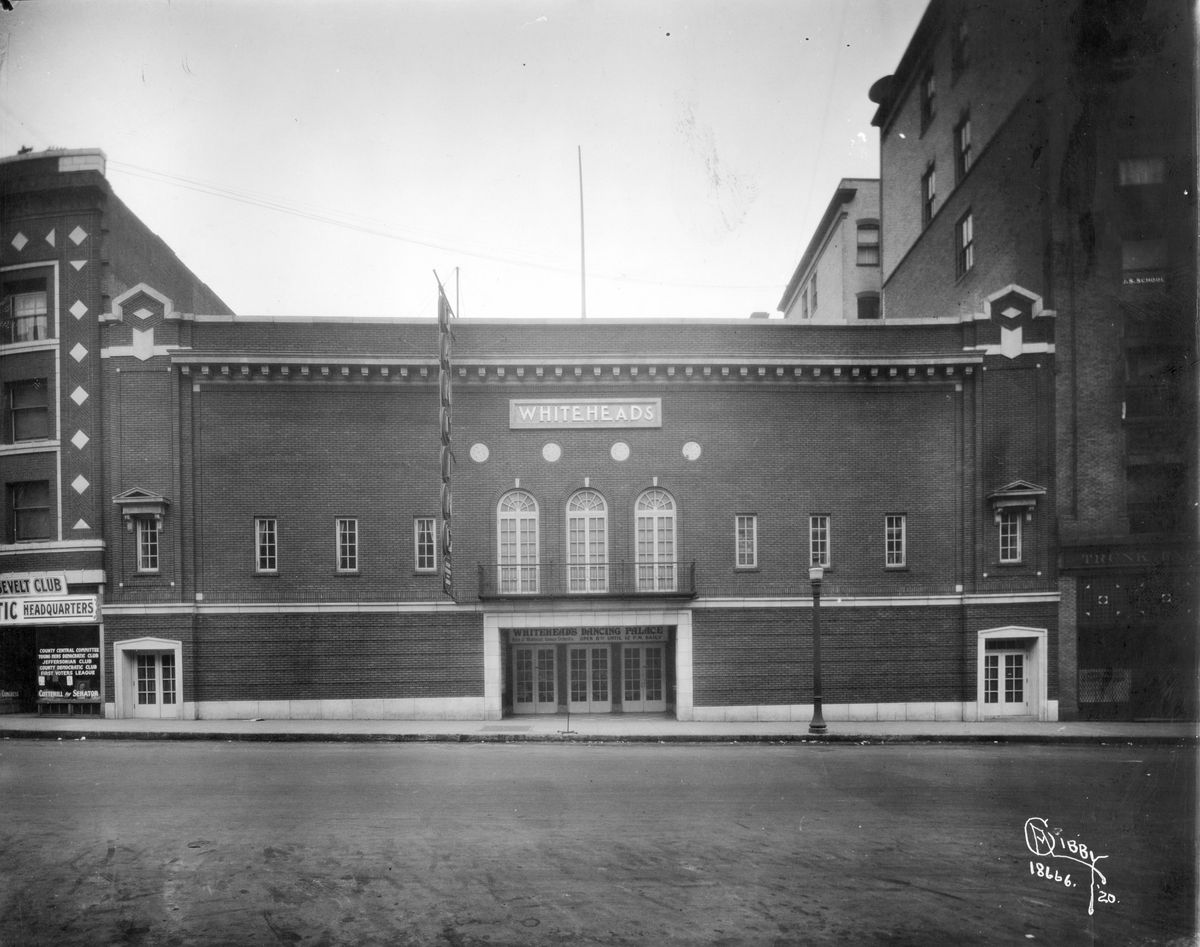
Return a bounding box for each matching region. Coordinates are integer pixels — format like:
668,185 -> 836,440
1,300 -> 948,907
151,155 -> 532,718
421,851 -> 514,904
477,560 -> 696,599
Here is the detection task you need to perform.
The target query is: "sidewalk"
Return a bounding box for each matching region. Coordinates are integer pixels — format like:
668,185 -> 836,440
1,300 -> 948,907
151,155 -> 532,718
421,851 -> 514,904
0,712 -> 1194,744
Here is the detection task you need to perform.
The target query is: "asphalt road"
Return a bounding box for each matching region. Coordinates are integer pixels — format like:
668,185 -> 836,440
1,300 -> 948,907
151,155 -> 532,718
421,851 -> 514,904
0,740 -> 1193,946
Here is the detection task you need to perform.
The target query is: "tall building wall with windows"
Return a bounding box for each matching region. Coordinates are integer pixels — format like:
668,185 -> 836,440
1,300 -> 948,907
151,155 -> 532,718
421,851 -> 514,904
778,179 -> 882,322
868,0 -> 1196,720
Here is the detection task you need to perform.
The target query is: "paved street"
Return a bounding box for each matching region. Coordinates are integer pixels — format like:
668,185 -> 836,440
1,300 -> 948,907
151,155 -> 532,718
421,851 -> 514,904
0,740 -> 1193,946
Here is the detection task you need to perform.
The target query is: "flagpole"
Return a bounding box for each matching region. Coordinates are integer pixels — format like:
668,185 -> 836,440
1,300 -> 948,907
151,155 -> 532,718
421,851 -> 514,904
578,145 -> 587,320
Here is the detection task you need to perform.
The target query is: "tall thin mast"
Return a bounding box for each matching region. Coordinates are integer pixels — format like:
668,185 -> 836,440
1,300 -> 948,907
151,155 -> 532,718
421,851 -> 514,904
578,145 -> 587,320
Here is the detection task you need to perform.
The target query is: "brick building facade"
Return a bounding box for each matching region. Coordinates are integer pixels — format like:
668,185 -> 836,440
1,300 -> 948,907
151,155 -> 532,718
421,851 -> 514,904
2,0 -> 1192,724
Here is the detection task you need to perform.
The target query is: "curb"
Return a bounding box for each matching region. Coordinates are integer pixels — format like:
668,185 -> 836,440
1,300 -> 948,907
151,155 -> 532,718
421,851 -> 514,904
2,730 -> 1195,746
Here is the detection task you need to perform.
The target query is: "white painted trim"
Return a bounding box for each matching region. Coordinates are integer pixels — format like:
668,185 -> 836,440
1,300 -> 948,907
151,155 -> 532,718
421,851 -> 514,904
975,626 -> 1053,722
0,440 -> 61,456
102,600 -> 478,616
194,696 -> 486,720
694,591 -> 1059,609
109,282 -> 176,321
0,539 -> 105,555
487,606 -> 693,717
112,636 -> 187,720
690,701 -> 973,723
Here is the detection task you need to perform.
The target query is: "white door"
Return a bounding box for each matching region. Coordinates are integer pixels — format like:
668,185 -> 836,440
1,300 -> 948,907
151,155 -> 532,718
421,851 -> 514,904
622,644 -> 666,712
568,646 -> 612,713
983,650 -> 1030,716
132,652 -> 178,719
513,646 -> 557,714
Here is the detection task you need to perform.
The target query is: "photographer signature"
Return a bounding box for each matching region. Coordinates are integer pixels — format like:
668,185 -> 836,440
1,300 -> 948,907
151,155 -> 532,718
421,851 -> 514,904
1024,817 -> 1116,916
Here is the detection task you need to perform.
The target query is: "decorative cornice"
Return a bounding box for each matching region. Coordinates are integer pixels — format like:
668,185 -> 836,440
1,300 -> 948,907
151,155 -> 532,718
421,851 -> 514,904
171,352 -> 984,386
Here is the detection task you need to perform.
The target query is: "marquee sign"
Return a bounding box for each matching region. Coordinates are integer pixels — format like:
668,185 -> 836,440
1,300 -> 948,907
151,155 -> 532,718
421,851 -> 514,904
509,626 -> 669,643
509,398 -> 662,429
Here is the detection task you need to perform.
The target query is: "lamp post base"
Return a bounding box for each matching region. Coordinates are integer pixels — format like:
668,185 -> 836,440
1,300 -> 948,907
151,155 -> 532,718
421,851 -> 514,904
808,702 -> 827,734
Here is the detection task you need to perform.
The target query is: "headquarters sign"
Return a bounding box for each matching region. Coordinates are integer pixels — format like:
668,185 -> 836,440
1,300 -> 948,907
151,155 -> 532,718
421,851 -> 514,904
0,571 -> 97,626
510,398 -> 662,429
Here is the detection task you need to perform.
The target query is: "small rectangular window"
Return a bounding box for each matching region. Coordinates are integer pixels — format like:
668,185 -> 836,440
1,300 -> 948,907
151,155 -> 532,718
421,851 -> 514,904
7,378 -> 49,442
922,165 -> 936,226
999,510 -> 1022,564
885,514 -> 907,568
809,515 -> 830,568
255,517 -> 277,573
735,514 -> 757,568
137,519 -> 160,572
857,294 -> 881,320
811,272 -> 818,311
957,211 -> 974,276
10,480 -> 51,542
415,516 -> 437,572
336,518 -> 358,572
921,69 -> 936,129
955,114 -> 972,181
952,16 -> 969,78
856,222 -> 880,266
801,285 -> 810,319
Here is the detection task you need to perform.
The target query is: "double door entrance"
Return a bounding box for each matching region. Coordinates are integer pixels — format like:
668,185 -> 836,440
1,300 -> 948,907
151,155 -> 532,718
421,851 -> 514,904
512,642 -> 667,715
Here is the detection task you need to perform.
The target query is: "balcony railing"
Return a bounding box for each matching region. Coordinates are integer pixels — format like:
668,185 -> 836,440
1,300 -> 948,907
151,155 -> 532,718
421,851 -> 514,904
477,560 -> 696,599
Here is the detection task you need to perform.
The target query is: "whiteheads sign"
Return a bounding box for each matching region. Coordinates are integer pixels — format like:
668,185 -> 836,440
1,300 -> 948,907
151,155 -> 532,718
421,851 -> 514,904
509,398 -> 662,429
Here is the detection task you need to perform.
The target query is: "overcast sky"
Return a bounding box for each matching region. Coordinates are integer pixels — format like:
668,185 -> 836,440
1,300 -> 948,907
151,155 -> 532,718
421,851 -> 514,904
1,0 -> 926,320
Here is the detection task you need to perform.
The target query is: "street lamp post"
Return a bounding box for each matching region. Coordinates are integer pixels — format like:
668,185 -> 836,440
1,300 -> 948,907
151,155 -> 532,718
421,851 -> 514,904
808,565 -> 827,734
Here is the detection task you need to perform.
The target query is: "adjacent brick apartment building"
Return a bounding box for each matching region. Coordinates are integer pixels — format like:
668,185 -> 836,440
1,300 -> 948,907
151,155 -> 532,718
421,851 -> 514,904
868,0 -> 1197,719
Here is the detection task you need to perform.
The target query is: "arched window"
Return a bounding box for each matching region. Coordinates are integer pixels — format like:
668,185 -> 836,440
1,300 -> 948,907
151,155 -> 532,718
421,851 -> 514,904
635,489 -> 676,591
498,491 -> 539,593
567,489 -> 608,592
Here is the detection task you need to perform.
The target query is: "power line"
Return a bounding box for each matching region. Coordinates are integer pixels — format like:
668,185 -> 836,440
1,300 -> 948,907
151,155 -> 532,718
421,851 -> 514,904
105,158 -> 783,293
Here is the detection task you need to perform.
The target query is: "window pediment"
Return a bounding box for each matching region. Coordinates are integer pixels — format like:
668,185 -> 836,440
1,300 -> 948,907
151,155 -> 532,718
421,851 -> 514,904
987,480 -> 1046,523
113,488 -> 169,530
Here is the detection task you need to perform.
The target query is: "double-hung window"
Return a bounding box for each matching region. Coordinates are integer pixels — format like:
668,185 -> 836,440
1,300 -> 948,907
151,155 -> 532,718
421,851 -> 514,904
336,517 -> 358,572
957,211 -> 975,277
951,16 -> 969,79
856,221 -> 880,266
809,515 -> 830,569
2,285 -> 49,345
414,516 -> 437,573
920,69 -> 936,130
10,481 -> 51,542
735,514 -> 757,569
955,113 -> 973,182
255,517 -> 278,573
885,514 -> 907,568
999,510 -> 1022,564
136,519 -> 160,573
7,378 -> 49,442
922,164 -> 937,227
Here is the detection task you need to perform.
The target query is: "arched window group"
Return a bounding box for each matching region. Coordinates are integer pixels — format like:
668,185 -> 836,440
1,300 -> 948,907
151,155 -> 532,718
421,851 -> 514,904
496,488 -> 677,594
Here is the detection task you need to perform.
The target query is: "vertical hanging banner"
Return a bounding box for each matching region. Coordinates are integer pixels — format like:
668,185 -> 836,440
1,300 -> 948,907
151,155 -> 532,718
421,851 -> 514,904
437,281 -> 455,597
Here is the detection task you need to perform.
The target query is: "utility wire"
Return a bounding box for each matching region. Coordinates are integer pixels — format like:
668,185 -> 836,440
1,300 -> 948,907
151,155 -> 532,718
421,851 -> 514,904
105,158 -> 782,293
